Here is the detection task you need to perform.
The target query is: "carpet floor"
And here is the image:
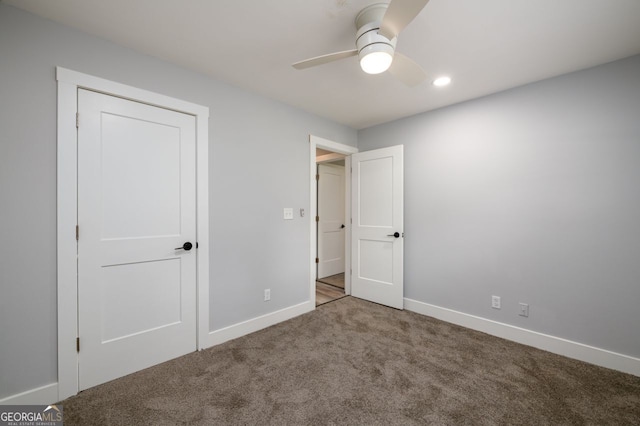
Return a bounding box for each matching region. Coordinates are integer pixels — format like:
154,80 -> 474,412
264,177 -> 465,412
60,297 -> 640,425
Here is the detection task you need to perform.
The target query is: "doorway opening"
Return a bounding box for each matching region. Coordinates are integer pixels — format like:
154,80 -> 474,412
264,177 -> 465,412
309,136 -> 358,307
316,152 -> 346,305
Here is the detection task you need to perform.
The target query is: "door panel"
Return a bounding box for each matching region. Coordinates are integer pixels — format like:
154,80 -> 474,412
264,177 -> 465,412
78,89 -> 197,390
318,163 -> 345,278
351,145 -> 404,309
100,259 -> 182,342
100,114 -> 182,238
358,156 -> 393,226
359,239 -> 393,284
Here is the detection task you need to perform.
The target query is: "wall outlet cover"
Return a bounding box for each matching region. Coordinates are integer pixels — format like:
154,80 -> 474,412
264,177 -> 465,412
491,295 -> 501,309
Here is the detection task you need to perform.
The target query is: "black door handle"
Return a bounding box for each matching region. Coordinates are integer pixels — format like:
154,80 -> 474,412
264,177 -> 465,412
175,242 -> 193,251
341,224 -> 345,229
387,232 -> 400,238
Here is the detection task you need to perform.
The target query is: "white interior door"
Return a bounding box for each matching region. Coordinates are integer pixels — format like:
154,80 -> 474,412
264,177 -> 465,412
351,145 -> 404,309
317,163 -> 345,279
77,89 -> 197,390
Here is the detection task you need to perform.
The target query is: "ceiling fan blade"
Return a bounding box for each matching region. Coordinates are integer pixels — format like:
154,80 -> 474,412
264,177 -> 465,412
379,0 -> 430,40
292,49 -> 358,70
388,52 -> 427,87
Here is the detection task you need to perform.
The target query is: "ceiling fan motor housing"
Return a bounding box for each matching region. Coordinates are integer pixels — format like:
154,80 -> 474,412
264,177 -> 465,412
356,22 -> 397,56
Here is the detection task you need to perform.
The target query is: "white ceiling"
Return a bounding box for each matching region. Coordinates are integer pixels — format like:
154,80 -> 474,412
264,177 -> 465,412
7,0 -> 640,129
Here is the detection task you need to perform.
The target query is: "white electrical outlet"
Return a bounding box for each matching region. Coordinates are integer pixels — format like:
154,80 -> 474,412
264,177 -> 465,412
519,303 -> 529,317
264,289 -> 271,301
283,208 -> 293,220
491,295 -> 501,309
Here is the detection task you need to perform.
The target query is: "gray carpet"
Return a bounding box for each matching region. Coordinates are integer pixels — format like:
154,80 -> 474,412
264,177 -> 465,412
60,297 -> 640,425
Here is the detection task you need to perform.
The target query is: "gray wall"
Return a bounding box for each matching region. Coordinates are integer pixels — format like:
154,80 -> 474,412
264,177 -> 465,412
358,55 -> 640,359
0,4 -> 357,399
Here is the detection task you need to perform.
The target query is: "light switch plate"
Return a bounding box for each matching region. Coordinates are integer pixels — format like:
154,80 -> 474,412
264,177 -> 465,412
283,208 -> 293,220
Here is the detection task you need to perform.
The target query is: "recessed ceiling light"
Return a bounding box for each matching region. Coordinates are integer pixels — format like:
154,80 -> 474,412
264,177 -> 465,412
433,76 -> 451,87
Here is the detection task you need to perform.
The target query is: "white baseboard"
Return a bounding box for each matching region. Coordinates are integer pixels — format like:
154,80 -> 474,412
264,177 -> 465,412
404,298 -> 640,377
0,383 -> 59,406
203,301 -> 314,348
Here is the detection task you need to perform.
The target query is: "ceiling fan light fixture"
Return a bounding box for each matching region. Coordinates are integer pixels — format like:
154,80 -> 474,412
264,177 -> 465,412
359,43 -> 394,74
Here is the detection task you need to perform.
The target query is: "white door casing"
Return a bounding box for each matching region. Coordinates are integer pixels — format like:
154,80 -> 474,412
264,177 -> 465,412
309,135 -> 357,304
351,145 -> 404,309
77,89 -> 197,390
317,163 -> 346,279
57,67 -> 209,400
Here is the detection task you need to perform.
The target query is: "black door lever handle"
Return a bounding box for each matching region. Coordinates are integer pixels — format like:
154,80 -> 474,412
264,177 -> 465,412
387,232 -> 400,238
175,242 -> 193,251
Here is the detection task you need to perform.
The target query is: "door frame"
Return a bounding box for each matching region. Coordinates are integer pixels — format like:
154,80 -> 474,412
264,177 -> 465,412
56,67 -> 210,400
309,135 -> 357,305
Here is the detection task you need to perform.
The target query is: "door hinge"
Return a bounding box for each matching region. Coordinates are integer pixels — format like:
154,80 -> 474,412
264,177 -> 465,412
315,216 -> 319,222
315,258 -> 319,264
76,337 -> 80,352
316,174 -> 319,181
76,112 -> 79,129
75,225 -> 79,241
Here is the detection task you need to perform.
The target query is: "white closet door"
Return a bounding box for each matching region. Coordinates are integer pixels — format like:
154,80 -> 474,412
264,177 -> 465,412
77,89 -> 197,390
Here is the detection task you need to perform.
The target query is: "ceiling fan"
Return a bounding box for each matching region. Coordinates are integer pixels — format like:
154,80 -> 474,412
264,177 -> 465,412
292,0 -> 430,87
